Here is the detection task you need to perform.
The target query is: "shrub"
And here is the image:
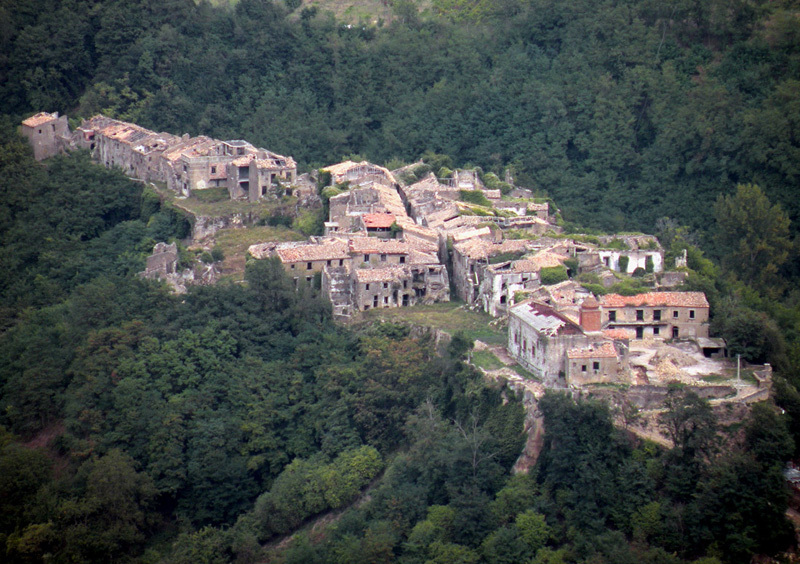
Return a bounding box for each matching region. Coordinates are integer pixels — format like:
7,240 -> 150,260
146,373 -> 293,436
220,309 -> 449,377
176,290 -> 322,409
460,190 -> 491,206
211,247 -> 225,262
618,255 -> 630,273
563,258 -> 579,277
605,238 -> 630,250
316,170 -> 332,191
540,265 -> 568,285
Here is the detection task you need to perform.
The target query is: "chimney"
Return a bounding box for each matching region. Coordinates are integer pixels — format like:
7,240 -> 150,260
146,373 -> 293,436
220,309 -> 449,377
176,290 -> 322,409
579,295 -> 602,332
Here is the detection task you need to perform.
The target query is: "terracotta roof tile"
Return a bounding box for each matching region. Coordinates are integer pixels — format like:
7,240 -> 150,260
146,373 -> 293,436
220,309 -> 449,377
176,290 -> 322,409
363,213 -> 396,229
603,329 -> 630,340
22,112 -> 58,127
275,240 -> 350,262
601,292 -> 709,308
349,237 -> 409,255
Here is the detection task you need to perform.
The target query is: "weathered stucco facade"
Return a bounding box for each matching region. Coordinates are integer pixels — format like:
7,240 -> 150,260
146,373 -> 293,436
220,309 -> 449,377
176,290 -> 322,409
507,301 -> 591,384
601,292 -> 710,340
62,114 -> 296,199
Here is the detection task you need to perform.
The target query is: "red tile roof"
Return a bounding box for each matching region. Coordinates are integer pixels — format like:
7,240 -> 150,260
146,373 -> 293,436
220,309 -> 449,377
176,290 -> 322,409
275,241 -> 349,262
363,213 -> 396,229
603,329 -> 630,340
349,237 -> 409,255
22,112 -> 57,127
601,292 -> 709,308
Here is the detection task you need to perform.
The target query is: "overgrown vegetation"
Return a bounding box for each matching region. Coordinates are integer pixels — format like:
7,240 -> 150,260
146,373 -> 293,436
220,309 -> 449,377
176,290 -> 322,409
4,0 -> 800,562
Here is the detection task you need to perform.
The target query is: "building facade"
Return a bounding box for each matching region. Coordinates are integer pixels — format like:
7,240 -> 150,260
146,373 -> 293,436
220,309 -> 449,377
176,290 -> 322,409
600,292 -> 710,340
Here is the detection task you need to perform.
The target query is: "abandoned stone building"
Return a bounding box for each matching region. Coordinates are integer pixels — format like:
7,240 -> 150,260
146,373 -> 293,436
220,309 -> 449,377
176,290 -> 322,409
76,115 -> 182,184
326,181 -> 409,233
142,242 -> 179,278
478,251 -> 567,317
507,291 -> 712,385
565,341 -> 626,386
527,280 -> 593,323
451,239 -> 540,305
507,301 -> 595,385
32,113 -> 297,200
576,235 -> 664,275
321,161 -> 396,188
253,235 -> 448,319
600,291 -> 710,340
21,112 -> 71,161
398,173 -> 461,222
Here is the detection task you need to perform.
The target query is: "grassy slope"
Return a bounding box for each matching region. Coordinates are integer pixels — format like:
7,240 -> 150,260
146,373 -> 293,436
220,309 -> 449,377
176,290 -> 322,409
361,301 -> 507,345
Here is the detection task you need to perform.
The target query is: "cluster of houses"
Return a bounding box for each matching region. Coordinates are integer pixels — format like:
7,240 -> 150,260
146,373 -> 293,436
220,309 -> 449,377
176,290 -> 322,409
21,112 -> 298,200
507,291 -> 718,387
22,112 -> 726,390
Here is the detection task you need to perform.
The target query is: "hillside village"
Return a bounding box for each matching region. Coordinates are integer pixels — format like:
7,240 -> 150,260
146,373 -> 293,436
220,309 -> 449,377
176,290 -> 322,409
22,111 -> 772,444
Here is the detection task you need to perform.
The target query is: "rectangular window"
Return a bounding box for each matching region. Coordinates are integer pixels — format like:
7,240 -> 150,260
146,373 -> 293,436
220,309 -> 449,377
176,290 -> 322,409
582,365 -> 587,372
306,276 -> 312,283
211,166 -> 217,174
339,259 -> 344,266
689,310 -> 695,319
593,362 -> 600,371
636,327 -> 644,339
403,280 -> 408,289
673,310 -> 679,318
364,254 -> 369,262
381,254 -> 387,262
365,284 -> 370,290
653,310 -> 662,321
400,256 -> 406,264
373,296 -> 379,308
307,262 -> 312,270
384,296 -> 389,305
636,309 -> 644,321
609,311 -> 616,322
383,282 -> 388,289
653,327 -> 660,336
327,260 -> 331,266
290,264 -> 295,269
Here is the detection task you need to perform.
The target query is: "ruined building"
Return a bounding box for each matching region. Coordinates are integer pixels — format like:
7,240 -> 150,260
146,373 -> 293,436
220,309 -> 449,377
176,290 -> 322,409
249,235 -> 449,319
21,112 -> 70,160
23,112 -> 297,200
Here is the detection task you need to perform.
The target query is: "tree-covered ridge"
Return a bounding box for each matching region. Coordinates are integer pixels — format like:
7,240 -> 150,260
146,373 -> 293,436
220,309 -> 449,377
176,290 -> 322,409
3,0 -> 800,237
3,0 -> 800,562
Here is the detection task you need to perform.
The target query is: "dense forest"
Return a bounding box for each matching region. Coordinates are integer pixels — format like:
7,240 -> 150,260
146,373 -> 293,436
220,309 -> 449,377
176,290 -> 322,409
3,0 -> 800,562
